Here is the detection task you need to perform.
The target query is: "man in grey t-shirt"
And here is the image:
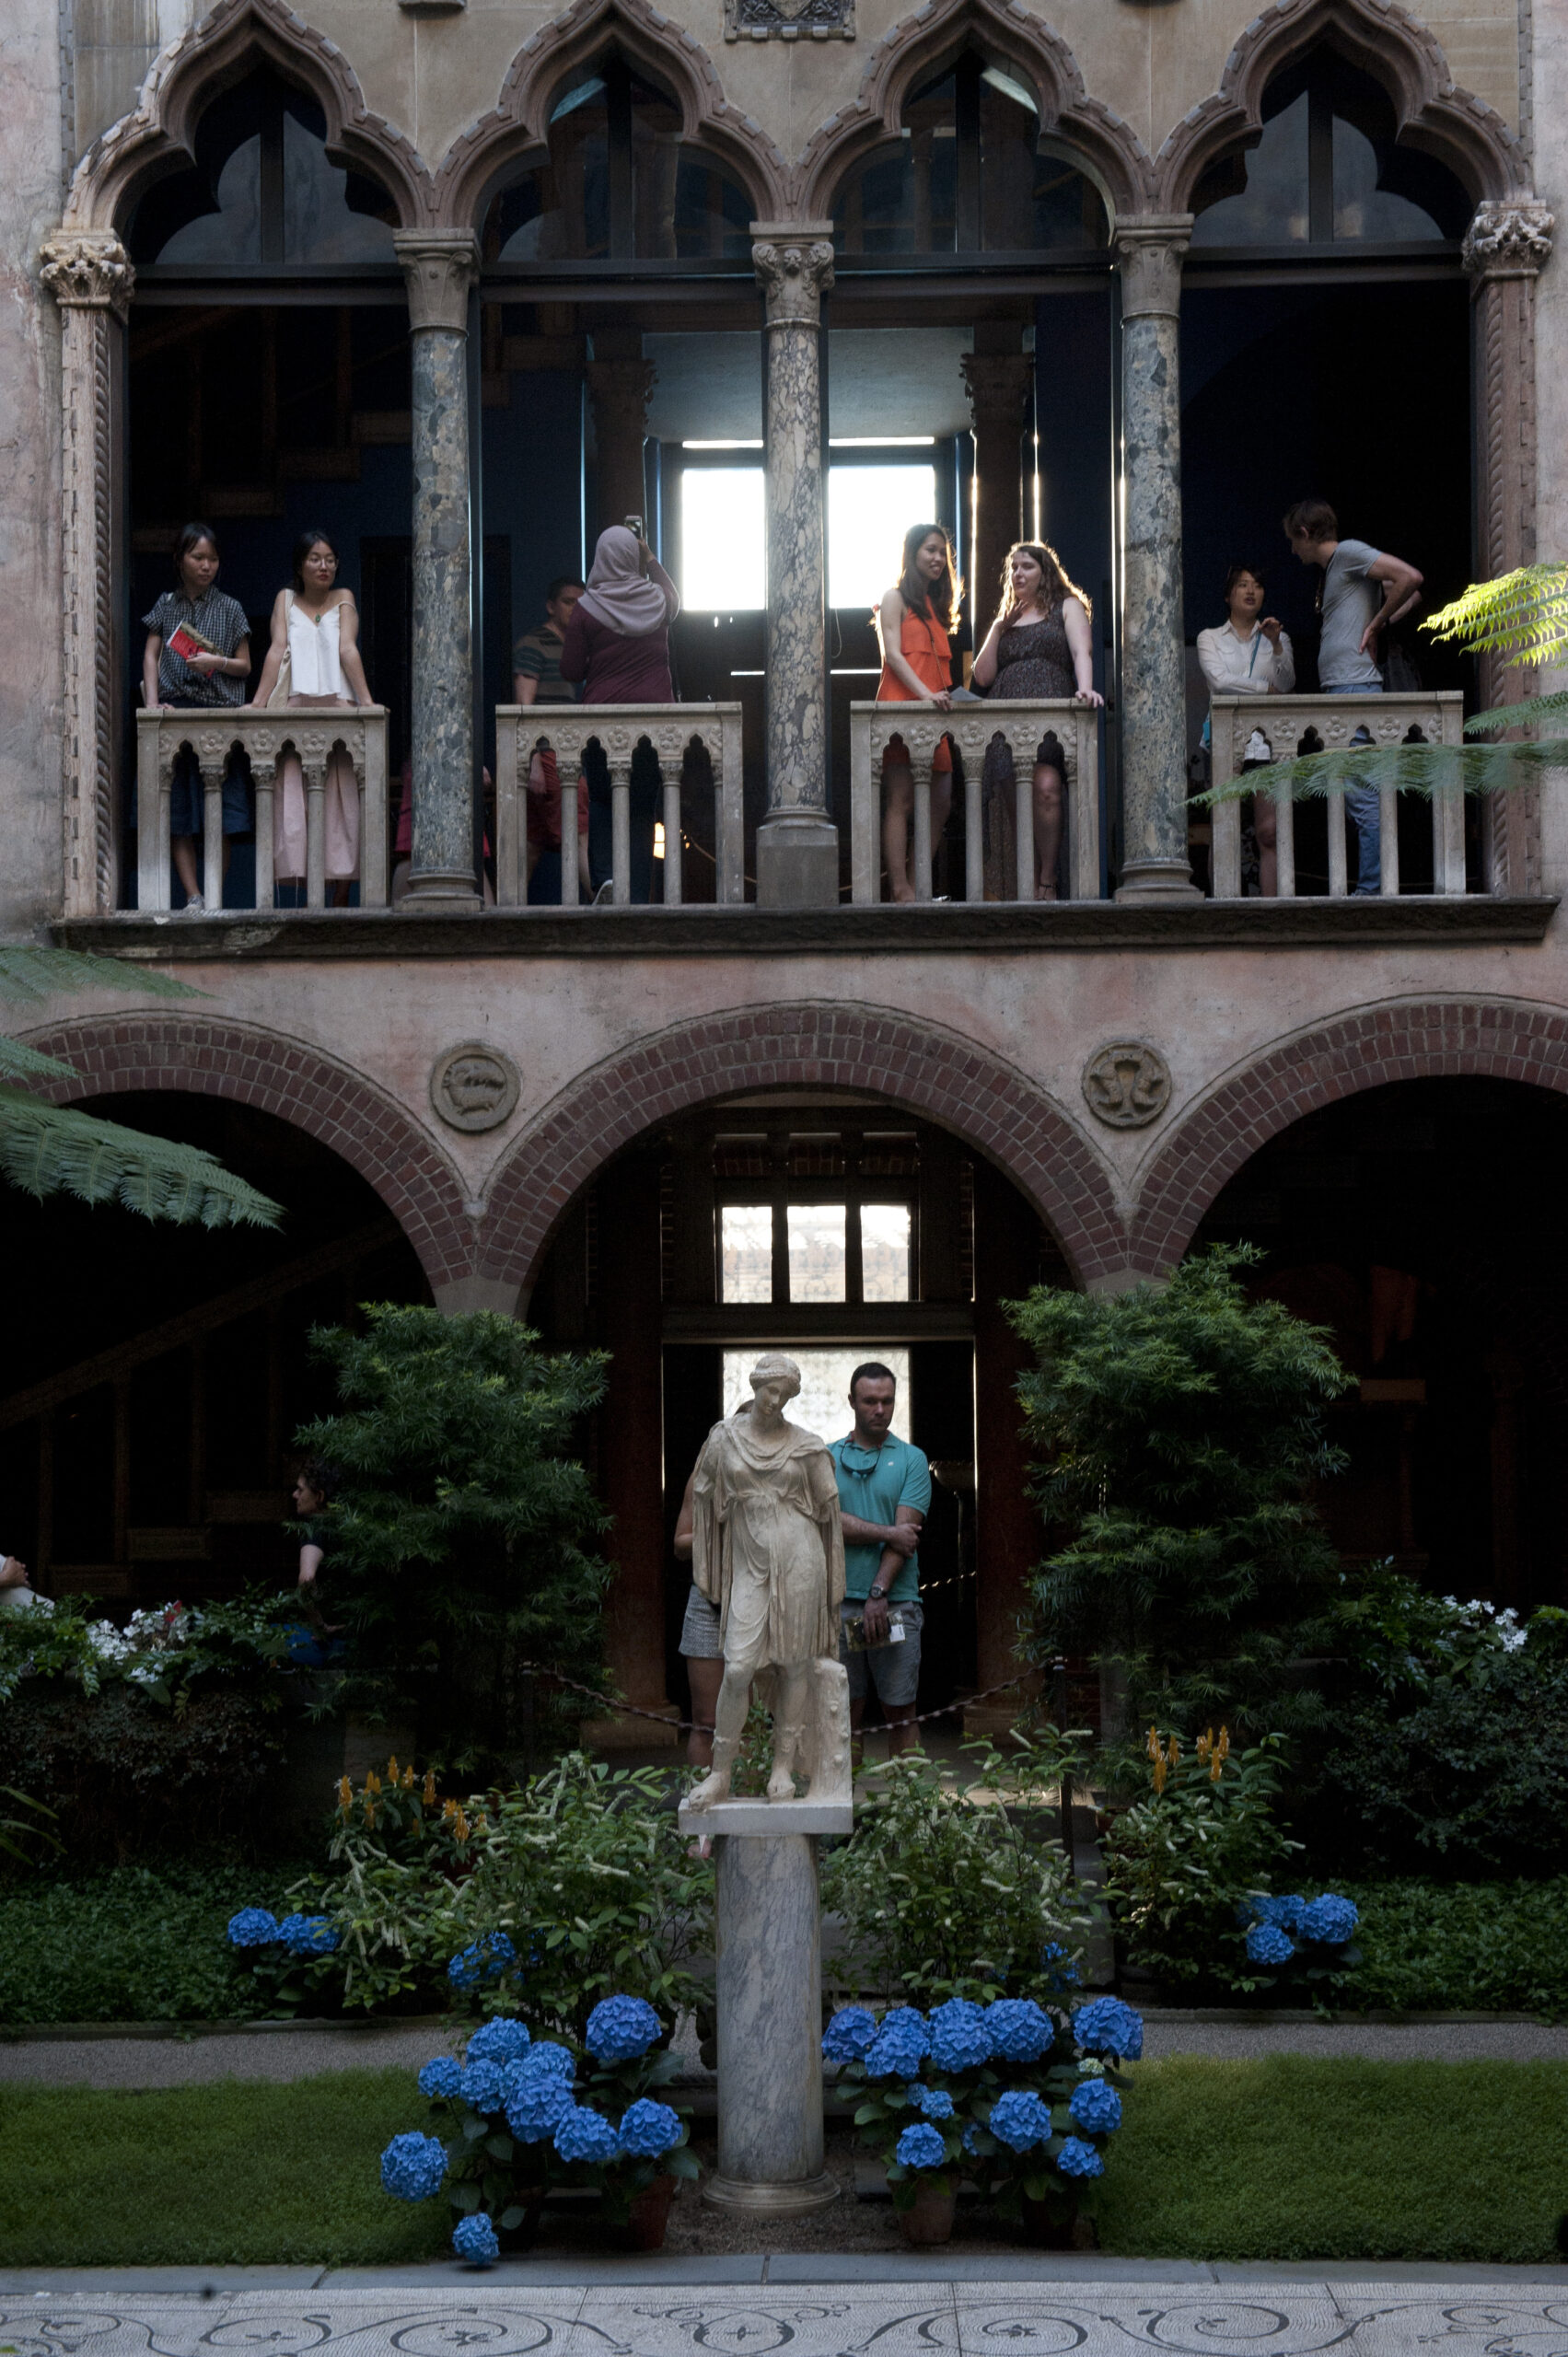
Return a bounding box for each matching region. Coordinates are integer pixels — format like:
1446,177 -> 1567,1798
1284,500 -> 1423,892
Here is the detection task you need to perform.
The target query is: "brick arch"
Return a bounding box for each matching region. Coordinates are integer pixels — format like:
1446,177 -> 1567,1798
1131,997 -> 1568,1277
478,1002 -> 1126,1299
20,1013 -> 475,1295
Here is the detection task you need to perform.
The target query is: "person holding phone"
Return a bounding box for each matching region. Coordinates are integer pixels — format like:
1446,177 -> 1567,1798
140,521 -> 253,912
559,523 -> 680,902
1197,563 -> 1295,897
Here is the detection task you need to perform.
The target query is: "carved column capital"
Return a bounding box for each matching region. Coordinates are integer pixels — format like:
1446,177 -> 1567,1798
1462,198 -> 1555,280
959,352 -> 1034,431
751,224 -> 836,323
393,230 -> 479,332
1113,215 -> 1192,319
40,229 -> 134,318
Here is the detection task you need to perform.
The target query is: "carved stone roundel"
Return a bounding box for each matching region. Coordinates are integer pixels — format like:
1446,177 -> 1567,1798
430,1042 -> 520,1132
1082,1039 -> 1172,1129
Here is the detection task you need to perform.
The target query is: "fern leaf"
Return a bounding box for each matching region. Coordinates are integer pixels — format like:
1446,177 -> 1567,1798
1422,564 -> 1568,664
0,1083 -> 282,1227
1197,737 -> 1568,806
0,1035 -> 81,1083
0,945 -> 203,1008
1464,689 -> 1568,736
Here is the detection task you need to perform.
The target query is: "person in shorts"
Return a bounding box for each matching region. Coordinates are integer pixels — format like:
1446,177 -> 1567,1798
828,1363 -> 931,1759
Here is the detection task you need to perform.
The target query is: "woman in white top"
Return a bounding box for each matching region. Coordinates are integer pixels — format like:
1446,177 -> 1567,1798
1196,564 -> 1295,897
250,529 -> 374,903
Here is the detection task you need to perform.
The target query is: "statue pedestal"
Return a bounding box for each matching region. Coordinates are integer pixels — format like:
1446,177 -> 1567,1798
679,1794 -> 853,2214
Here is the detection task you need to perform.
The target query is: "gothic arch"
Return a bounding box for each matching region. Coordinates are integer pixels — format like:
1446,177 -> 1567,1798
63,0 -> 436,236
1153,0 -> 1528,215
434,0 -> 790,232
794,0 -> 1156,225
1129,996 -> 1568,1277
476,1000 -> 1128,1303
18,1012 -> 476,1295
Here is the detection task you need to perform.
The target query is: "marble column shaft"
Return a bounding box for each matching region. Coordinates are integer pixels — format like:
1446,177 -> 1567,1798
587,356 -> 657,535
709,1829 -> 835,2208
1115,217 -> 1199,901
960,352 -> 1033,627
395,231 -> 480,904
752,226 -> 837,905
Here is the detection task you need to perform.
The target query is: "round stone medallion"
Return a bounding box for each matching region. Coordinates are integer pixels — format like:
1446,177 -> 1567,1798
1081,1039 -> 1172,1128
429,1041 -> 520,1132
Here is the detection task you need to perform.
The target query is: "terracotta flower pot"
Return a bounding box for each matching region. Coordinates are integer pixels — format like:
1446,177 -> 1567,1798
1017,2193 -> 1075,2248
899,2183 -> 957,2246
617,2173 -> 679,2251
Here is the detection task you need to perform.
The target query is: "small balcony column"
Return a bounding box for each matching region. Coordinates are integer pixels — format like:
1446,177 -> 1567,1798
587,343 -> 657,535
393,230 -> 480,905
960,345 -> 1033,632
752,224 -> 838,907
1114,215 -> 1201,902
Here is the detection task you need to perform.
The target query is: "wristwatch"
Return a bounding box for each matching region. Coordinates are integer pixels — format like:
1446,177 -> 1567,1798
867,1585 -> 888,1603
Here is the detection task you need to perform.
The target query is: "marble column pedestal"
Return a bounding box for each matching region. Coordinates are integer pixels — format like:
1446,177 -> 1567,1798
678,1794 -> 852,2213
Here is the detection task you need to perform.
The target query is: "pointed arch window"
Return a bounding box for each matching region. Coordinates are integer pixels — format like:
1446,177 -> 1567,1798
482,51 -> 756,269
830,52 -> 1108,262
1190,52 -> 1471,250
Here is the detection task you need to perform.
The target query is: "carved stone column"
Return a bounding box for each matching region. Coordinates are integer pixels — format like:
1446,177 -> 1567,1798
1114,216 -> 1200,901
395,230 -> 480,904
753,224 -> 837,906
41,229 -> 134,917
587,354 -> 657,536
960,350 -> 1032,627
1464,197 -> 1554,894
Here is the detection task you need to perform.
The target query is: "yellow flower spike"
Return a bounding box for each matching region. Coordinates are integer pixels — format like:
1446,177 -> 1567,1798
401,1764 -> 414,1791
387,1757 -> 400,1783
453,1808 -> 470,1842
366,1770 -> 382,1795
423,1771 -> 437,1808
1145,1726 -> 1160,1762
365,1798 -> 377,1829
336,1776 -> 354,1813
1152,1754 -> 1167,1795
442,1797 -> 458,1821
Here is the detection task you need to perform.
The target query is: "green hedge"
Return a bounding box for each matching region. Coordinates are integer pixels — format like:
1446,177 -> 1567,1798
1344,1878 -> 1568,2019
0,1862 -> 304,2025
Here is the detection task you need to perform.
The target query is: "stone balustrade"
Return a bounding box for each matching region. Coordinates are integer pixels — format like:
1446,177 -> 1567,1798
135,707 -> 389,913
1208,690 -> 1469,898
848,699 -> 1102,903
494,704 -> 746,907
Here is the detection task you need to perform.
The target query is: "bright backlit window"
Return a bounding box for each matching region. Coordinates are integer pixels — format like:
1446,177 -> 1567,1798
723,1347 -> 912,1443
787,1204 -> 848,1303
721,1203 -> 772,1302
828,464 -> 938,609
681,467 -> 765,609
860,1202 -> 912,1302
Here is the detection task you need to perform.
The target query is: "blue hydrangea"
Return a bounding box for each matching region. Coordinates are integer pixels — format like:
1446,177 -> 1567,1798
1056,2136 -> 1104,2180
1302,1895 -> 1360,1945
459,2059 -> 505,2112
926,1998 -> 992,2073
1250,1893 -> 1308,1932
467,2017 -> 531,2067
1073,1998 -> 1144,2061
277,1912 -> 338,1956
226,1908 -> 281,1948
553,2104 -> 621,2165
988,2090 -> 1054,2153
418,2057 -> 463,2100
1040,1942 -> 1081,1988
503,2058 -> 575,2142
1245,1922 -> 1295,1966
909,2085 -> 955,2119
1068,2078 -> 1121,2135
585,1994 -> 662,2062
379,2131 -> 447,2201
985,1999 -> 1054,2063
452,2212 -> 499,2267
821,2006 -> 879,2064
447,1933 -> 517,1990
962,2121 -> 985,2156
865,2006 -> 931,2080
519,2040 -> 575,2080
618,2098 -> 683,2158
896,2123 -> 948,2171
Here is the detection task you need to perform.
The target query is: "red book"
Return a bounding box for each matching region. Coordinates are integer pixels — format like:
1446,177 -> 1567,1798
167,621 -> 216,662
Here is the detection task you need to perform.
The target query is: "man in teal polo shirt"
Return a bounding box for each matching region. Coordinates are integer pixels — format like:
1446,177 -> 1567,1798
828,1363 -> 932,1758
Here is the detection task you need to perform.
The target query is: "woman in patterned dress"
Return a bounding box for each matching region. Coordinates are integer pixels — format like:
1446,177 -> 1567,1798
971,541 -> 1102,900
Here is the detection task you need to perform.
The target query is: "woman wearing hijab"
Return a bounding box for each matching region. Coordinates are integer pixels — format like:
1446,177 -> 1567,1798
560,525 -> 680,901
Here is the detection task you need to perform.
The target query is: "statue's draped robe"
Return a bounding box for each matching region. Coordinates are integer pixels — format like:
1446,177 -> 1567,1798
691,1411 -> 845,1667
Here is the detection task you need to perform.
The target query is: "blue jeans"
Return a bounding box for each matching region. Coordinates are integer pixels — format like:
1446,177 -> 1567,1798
1324,681 -> 1383,893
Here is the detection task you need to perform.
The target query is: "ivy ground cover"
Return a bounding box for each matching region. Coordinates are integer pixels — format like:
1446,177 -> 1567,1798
3,2057 -> 1564,2266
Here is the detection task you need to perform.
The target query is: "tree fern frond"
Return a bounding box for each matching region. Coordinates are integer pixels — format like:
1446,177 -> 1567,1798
1197,738 -> 1568,806
0,1084 -> 283,1227
0,946 -> 203,1007
1423,564 -> 1568,663
0,1035 -> 81,1083
1464,689 -> 1568,736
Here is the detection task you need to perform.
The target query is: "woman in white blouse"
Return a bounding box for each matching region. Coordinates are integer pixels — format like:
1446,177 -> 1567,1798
1197,564 -> 1295,897
251,529 -> 374,904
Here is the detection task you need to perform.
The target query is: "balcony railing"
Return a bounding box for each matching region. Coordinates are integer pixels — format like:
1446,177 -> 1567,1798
848,701 -> 1102,902
135,708 -> 389,912
494,704 -> 745,907
1207,691 -> 1471,897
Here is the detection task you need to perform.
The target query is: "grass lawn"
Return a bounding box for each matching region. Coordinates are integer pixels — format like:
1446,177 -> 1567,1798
1,2056 -> 1564,2266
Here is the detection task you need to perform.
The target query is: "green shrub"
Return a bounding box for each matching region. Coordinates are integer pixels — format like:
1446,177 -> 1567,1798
1341,1877 -> 1568,2018
819,1736 -> 1090,2005
0,1859 -> 297,2024
1012,1246 -> 1353,1741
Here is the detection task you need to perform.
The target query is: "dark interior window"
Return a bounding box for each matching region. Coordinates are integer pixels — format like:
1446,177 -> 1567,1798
128,72 -> 398,268
831,53 -> 1108,259
1190,52 -> 1471,248
482,52 -> 755,264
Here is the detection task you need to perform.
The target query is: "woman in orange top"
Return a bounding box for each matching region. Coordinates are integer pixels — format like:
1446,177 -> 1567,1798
875,523 -> 959,902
